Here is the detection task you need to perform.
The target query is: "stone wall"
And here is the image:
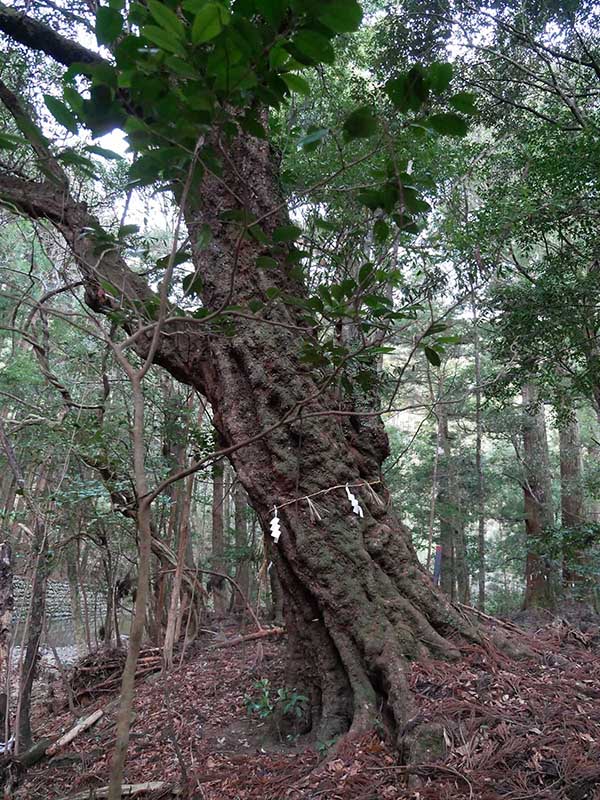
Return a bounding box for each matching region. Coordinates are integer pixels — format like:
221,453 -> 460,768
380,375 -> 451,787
12,576 -> 106,621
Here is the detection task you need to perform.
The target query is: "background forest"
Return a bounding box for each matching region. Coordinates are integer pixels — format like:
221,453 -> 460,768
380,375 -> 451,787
0,0 -> 599,796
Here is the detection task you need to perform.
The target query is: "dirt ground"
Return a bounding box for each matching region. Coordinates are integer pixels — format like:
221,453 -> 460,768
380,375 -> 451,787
15,613 -> 600,800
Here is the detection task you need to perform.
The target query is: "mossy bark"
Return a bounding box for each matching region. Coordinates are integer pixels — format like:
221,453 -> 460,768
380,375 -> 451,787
176,132 -> 481,744
0,101 -> 484,745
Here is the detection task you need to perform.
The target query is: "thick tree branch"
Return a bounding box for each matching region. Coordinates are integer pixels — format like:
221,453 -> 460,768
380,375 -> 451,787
0,2 -> 104,67
0,171 -> 208,388
0,79 -> 66,182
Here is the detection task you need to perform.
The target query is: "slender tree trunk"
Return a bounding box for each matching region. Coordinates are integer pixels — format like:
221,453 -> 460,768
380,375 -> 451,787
108,375 -> 153,800
522,383 -> 557,610
164,470 -> 194,667
472,298 -> 486,610
16,519 -> 48,752
426,416 -> 442,572
231,482 -> 250,614
437,407 -> 455,599
0,419 -> 50,751
76,546 -> 92,653
210,461 -> 227,616
66,539 -> 85,653
102,557 -> 114,648
1,476 -> 16,532
559,409 -> 590,598
454,509 -> 470,604
0,542 -> 12,742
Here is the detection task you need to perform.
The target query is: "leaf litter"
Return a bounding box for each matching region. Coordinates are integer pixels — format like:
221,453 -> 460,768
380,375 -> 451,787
17,615 -> 600,800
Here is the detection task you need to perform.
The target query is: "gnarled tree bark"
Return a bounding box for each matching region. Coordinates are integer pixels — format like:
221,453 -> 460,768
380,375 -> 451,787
0,14 -> 486,751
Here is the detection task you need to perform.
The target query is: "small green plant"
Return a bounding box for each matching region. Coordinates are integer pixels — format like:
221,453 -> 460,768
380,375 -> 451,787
276,687 -> 309,718
316,737 -> 339,757
243,678 -> 274,719
244,679 -> 308,720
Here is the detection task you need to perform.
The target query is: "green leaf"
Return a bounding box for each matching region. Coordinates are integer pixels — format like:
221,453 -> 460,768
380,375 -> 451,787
156,250 -> 192,268
247,223 -> 269,244
291,30 -> 335,65
96,6 -> 123,45
357,189 -> 384,210
183,273 -> 204,296
318,0 -> 362,33
192,3 -> 231,44
281,73 -> 311,96
220,209 -> 247,223
373,219 -> 389,243
343,106 -> 377,140
256,256 -> 278,269
143,25 -> 186,54
269,46 -> 289,69
165,56 -> 199,78
44,95 -> 78,133
63,86 -> 84,115
195,223 -> 212,249
424,346 -> 441,367
273,224 -> 301,243
84,144 -> 124,160
385,67 -> 429,113
358,262 -> 374,283
240,114 -> 267,139
117,223 -> 139,238
56,148 -> 98,177
427,113 -> 468,137
128,152 -> 162,185
257,0 -> 289,28
428,62 -> 453,94
423,322 -> 448,336
0,132 -> 28,150
298,127 -> 328,151
449,92 -> 477,115
147,0 -> 185,38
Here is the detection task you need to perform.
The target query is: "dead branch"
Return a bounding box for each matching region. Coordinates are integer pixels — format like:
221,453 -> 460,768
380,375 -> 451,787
54,782 -> 180,800
46,708 -> 103,756
211,627 -> 285,649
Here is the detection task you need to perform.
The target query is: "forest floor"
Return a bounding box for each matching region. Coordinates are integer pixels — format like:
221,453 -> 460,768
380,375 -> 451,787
15,611 -> 600,800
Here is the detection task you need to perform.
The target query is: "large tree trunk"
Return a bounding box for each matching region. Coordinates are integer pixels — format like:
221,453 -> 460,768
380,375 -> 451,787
177,133 -> 481,744
0,41 -> 483,745
521,383 -> 557,610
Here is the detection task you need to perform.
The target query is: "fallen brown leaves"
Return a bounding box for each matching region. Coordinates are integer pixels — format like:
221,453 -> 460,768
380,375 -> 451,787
18,619 -> 600,800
